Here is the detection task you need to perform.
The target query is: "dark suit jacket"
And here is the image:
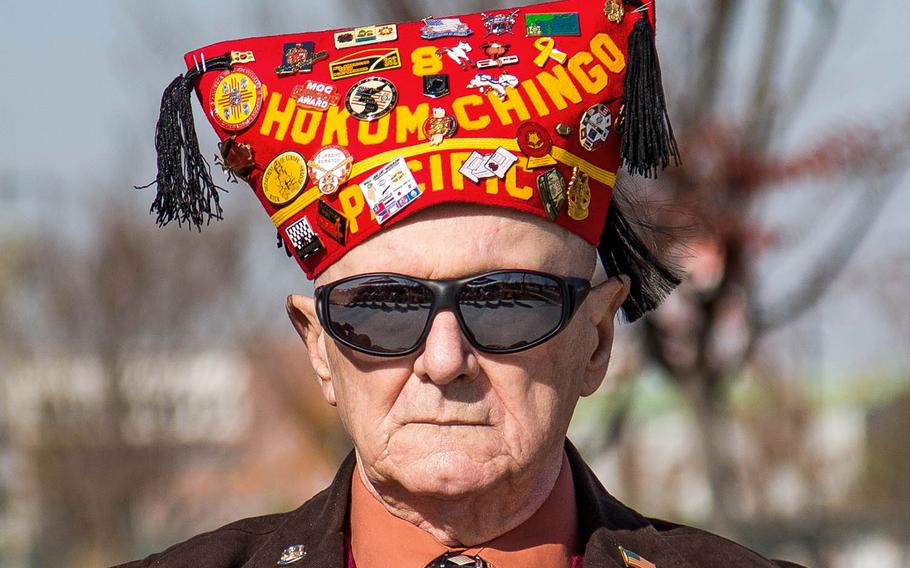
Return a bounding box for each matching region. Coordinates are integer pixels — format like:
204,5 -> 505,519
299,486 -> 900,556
115,441 -> 806,567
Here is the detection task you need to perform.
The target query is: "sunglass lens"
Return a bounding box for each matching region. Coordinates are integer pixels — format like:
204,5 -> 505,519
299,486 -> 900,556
458,272 -> 565,351
326,275 -> 433,355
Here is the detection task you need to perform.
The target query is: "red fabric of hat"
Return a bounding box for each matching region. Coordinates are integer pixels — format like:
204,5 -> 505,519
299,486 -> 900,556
149,0 -> 674,281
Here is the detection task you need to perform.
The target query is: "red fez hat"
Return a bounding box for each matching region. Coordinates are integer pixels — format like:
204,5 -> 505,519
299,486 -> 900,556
141,0 -> 681,320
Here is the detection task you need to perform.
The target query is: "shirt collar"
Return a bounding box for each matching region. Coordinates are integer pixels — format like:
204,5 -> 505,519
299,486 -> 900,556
349,452 -> 579,568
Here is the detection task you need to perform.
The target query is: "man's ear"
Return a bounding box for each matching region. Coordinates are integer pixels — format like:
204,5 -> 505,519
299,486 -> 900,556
581,275 -> 631,397
286,294 -> 336,406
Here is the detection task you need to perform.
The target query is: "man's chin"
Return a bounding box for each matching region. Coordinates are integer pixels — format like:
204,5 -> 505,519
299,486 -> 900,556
384,430 -> 511,500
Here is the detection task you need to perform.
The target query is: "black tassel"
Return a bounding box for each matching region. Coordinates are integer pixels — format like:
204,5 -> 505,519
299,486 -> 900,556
620,14 -> 681,178
136,55 -> 233,229
597,195 -> 682,322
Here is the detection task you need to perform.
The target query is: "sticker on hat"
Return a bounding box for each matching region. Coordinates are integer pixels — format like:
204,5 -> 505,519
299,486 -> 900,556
262,151 -> 309,207
360,156 -> 423,225
292,80 -> 341,112
467,73 -> 519,101
423,74 -> 451,98
439,42 -> 475,70
329,48 -> 402,80
579,103 -> 613,151
308,146 -> 353,196
525,13 -> 581,37
334,24 -> 398,49
482,10 -> 520,36
537,169 -> 567,222
209,68 -> 263,132
316,200 -> 349,245
345,77 -> 398,121
459,147 -> 518,184
477,42 -> 519,69
421,17 -> 473,39
517,122 -> 558,169
284,217 -> 323,261
567,167 -> 591,221
216,136 -> 256,182
275,42 -> 328,76
424,108 -> 457,146
533,37 -> 568,67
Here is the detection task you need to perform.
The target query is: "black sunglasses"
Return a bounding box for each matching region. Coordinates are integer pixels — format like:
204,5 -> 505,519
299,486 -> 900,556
315,270 -> 591,357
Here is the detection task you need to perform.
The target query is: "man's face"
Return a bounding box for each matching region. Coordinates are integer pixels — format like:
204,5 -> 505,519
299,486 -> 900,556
293,205 -> 624,499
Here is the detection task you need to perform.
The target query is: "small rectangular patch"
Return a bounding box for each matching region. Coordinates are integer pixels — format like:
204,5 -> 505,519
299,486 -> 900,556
329,48 -> 402,80
359,156 -> 422,225
525,13 -> 581,37
333,24 -> 398,50
316,200 -> 349,245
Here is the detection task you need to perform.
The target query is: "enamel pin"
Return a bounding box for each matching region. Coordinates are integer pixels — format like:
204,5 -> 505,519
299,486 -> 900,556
345,76 -> 398,121
579,103 -> 613,151
262,151 -> 309,206
275,42 -> 328,76
424,108 -> 458,146
567,167 -> 591,221
209,68 -> 263,131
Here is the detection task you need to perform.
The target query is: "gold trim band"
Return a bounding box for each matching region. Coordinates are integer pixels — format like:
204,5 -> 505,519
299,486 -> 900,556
270,138 -> 616,227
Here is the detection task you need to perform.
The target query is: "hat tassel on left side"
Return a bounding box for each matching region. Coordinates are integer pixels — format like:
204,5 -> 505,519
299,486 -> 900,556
137,54 -> 232,229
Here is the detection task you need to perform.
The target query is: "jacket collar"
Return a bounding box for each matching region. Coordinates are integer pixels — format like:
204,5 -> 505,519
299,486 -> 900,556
242,441 -> 697,568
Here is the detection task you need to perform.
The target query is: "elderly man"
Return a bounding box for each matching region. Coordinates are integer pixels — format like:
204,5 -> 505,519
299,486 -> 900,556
121,1 -> 806,566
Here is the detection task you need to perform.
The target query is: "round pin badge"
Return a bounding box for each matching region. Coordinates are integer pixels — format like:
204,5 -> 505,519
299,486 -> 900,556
308,145 -> 353,195
579,103 -> 613,151
209,68 -> 263,131
262,151 -> 309,206
345,76 -> 399,121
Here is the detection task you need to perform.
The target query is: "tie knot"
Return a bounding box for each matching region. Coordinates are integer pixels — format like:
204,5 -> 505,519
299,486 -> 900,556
425,552 -> 488,568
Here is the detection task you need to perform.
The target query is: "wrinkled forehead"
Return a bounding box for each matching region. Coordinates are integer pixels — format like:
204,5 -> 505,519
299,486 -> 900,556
317,204 -> 596,285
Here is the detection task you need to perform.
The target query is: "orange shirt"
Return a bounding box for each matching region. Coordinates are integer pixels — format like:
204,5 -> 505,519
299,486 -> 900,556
349,453 -> 579,567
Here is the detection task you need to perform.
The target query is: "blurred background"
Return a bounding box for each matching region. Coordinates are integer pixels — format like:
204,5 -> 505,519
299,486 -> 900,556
1,0 -> 909,566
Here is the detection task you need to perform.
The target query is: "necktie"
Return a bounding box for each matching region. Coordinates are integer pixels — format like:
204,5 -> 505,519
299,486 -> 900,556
425,552 -> 488,568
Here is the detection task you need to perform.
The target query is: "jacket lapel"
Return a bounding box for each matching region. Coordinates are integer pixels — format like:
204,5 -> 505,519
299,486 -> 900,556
241,452 -> 356,568
566,441 -> 697,568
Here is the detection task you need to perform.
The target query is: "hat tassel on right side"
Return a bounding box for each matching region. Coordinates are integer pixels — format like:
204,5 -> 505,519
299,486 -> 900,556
599,1 -> 683,322
620,2 -> 681,179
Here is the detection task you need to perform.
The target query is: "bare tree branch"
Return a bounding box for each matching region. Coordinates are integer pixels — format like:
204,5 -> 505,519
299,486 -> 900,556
755,169 -> 908,333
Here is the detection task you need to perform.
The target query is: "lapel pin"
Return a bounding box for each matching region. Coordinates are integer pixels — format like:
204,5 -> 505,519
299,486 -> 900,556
277,544 -> 307,566
618,546 -> 656,568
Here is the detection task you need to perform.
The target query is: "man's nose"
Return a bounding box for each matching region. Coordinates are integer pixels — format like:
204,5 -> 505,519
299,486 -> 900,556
412,309 -> 480,385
